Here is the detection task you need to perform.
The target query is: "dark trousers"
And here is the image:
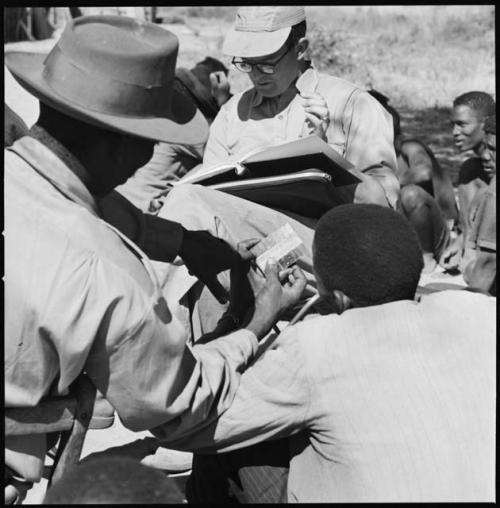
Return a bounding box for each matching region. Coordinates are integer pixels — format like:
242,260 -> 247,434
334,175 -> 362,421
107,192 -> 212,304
186,437 -> 291,504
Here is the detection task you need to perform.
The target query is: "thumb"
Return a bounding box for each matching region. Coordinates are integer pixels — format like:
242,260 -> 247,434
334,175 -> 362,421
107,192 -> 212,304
264,260 -> 279,280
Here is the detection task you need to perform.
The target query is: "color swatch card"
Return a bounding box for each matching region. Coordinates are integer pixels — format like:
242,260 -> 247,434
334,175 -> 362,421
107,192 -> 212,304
251,223 -> 307,273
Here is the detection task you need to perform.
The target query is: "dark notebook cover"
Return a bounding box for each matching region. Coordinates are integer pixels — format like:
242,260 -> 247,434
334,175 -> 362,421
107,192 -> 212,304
178,135 -> 360,187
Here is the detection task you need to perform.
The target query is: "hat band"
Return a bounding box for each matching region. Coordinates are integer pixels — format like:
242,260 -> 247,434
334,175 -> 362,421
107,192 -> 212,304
42,46 -> 171,118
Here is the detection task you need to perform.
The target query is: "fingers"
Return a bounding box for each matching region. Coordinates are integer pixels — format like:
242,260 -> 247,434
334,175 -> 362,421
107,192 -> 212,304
300,91 -> 325,101
304,106 -> 329,122
289,266 -> 307,293
264,260 -> 279,280
278,267 -> 294,283
236,238 -> 260,260
304,111 -> 323,129
301,92 -> 328,111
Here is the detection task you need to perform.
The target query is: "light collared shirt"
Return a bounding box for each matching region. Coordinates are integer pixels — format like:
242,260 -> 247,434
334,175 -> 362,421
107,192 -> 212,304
115,140 -> 205,213
203,66 -> 399,206
5,130 -> 258,477
158,291 -> 496,502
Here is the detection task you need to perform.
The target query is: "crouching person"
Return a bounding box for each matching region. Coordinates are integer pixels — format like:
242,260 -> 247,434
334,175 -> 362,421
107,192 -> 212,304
157,204 -> 495,503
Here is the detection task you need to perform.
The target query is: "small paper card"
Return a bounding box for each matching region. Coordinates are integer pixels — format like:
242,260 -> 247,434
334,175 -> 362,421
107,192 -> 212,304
251,223 -> 307,273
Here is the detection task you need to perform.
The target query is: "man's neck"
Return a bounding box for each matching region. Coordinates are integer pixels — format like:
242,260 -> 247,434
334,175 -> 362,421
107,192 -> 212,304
29,124 -> 92,186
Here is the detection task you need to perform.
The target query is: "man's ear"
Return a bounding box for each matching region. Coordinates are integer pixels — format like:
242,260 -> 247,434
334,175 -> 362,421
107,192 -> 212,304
331,289 -> 353,314
296,37 -> 309,61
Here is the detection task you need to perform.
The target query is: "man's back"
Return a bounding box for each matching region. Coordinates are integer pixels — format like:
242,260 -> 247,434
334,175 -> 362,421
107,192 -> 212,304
162,290 -> 495,502
289,290 -> 495,501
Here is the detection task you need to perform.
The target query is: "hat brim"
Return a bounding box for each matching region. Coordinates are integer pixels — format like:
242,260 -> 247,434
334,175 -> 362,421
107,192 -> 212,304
222,26 -> 291,58
5,52 -> 209,145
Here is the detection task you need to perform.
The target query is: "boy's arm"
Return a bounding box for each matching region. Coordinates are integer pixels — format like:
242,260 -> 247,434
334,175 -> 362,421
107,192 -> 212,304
152,326 -> 312,453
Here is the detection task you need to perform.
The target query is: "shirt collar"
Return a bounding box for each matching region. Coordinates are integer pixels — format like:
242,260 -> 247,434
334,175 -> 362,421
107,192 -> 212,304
10,126 -> 99,215
251,64 -> 319,108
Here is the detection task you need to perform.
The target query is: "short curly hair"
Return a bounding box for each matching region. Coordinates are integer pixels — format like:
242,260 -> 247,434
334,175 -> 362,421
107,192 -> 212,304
313,204 -> 423,308
453,91 -> 495,117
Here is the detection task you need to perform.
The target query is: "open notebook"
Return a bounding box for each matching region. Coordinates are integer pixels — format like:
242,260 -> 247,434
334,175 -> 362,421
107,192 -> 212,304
176,135 -> 360,188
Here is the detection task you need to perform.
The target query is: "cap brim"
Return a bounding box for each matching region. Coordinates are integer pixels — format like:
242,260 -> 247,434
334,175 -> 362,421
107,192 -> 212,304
5,51 -> 209,145
222,26 -> 291,58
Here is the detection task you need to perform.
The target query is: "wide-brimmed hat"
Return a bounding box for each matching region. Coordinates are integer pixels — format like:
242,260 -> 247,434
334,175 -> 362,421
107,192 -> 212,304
4,15 -> 208,144
222,6 -> 306,58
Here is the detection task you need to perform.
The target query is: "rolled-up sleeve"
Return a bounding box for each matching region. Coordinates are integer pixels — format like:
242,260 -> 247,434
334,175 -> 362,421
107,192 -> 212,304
152,329 -> 312,453
342,92 -> 400,207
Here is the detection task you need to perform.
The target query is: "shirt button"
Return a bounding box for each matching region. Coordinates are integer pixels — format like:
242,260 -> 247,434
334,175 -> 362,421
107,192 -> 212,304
278,115 -> 283,120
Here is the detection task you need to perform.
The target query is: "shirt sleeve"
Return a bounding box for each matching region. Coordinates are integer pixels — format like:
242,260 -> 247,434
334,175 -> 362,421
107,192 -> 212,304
98,190 -> 184,262
342,91 -> 400,207
152,328 -> 312,453
203,102 -> 231,166
66,252 -> 261,433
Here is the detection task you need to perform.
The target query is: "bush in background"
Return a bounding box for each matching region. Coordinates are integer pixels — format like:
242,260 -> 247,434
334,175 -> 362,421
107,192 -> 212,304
306,5 -> 495,109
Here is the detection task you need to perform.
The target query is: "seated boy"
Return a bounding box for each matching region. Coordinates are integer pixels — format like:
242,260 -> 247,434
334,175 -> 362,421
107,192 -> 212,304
156,203 -> 496,502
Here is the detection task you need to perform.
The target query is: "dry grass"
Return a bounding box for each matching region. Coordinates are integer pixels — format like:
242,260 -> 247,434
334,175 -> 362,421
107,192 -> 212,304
306,5 -> 495,109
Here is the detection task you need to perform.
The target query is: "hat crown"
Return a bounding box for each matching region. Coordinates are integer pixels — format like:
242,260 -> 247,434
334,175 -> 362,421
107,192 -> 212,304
234,6 -> 306,33
58,15 -> 178,87
5,14 -> 209,144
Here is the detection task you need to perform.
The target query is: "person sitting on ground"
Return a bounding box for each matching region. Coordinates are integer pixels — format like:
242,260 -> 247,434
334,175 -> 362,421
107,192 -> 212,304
201,6 -> 400,209
450,92 -> 495,237
458,114 -> 496,295
440,92 -> 495,273
368,89 -> 458,272
5,15 -> 304,500
43,457 -> 184,504
158,203 -> 496,503
115,56 -> 233,212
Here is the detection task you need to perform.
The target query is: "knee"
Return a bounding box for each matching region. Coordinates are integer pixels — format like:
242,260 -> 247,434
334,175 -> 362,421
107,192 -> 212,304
166,183 -> 203,204
410,165 -> 432,184
354,178 -> 389,207
400,184 -> 427,212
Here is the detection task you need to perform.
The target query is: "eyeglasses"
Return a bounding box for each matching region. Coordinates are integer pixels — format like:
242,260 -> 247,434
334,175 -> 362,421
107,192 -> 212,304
232,45 -> 291,75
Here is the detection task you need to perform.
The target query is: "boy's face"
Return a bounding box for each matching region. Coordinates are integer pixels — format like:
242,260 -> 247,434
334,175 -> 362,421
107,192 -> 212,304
451,105 -> 485,153
480,132 -> 496,176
